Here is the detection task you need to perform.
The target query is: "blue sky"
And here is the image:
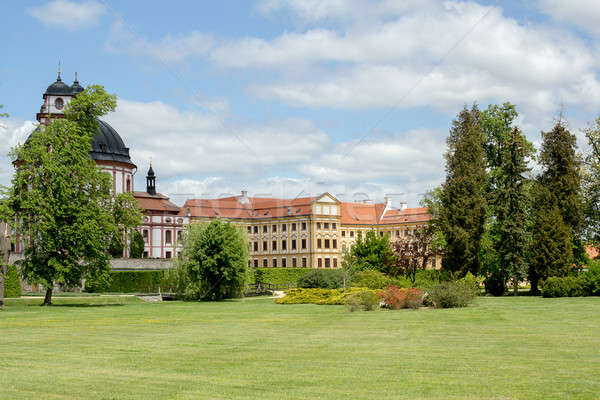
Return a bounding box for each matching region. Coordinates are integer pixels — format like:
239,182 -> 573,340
1,0 -> 600,206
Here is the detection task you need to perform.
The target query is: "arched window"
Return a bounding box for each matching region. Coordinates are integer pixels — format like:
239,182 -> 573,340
126,177 -> 131,192
165,230 -> 172,244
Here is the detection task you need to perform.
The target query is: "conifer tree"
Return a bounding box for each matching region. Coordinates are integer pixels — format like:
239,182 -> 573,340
440,105 -> 487,277
496,127 -> 533,295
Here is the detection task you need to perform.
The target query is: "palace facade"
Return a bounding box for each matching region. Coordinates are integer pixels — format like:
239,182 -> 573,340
16,72 -> 436,269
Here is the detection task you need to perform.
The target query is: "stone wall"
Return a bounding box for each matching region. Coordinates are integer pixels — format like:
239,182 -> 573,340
110,258 -> 173,271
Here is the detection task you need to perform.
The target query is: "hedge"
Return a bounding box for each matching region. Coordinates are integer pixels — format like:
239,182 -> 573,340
275,287 -> 378,305
542,275 -> 589,298
3,265 -> 21,298
86,271 -> 167,293
248,268 -> 312,284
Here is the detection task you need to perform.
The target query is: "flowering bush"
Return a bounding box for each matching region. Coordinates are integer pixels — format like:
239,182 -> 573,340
378,285 -> 424,309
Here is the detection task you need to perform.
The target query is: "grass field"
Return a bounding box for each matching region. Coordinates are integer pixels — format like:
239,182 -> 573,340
1,296 -> 599,400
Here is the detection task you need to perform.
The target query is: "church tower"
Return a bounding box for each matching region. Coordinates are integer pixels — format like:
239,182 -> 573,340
146,163 -> 156,195
36,64 -> 81,125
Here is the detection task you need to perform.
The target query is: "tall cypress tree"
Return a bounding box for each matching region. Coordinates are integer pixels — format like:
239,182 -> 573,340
440,105 -> 487,277
496,127 -> 533,295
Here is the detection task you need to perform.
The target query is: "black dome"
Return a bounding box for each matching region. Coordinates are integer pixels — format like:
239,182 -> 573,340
45,77 -> 73,95
90,120 -> 134,165
71,81 -> 84,94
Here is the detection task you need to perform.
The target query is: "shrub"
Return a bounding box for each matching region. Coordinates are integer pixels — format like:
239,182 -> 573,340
275,287 -> 378,305
585,261 -> 600,296
248,268 -> 311,284
85,270 -> 167,293
379,285 -> 424,309
297,269 -> 343,289
542,275 -> 588,298
428,281 -> 478,308
130,230 -> 145,259
345,290 -> 380,311
4,265 -> 22,298
351,270 -> 391,289
109,233 -> 124,258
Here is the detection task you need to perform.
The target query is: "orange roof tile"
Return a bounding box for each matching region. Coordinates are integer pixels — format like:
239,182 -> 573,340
134,191 -> 180,213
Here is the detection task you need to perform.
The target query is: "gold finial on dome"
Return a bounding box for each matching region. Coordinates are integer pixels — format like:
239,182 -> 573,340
57,60 -> 61,80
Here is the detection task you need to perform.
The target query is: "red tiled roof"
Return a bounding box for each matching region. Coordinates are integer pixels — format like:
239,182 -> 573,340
179,196 -> 317,220
341,203 -> 431,225
134,191 -> 180,213
586,246 -> 599,260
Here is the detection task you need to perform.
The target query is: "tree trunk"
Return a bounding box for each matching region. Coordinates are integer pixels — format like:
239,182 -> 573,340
42,286 -> 53,306
513,279 -> 518,296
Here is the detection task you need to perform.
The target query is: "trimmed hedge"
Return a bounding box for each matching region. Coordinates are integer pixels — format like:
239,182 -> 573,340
542,275 -> 588,298
249,268 -> 312,284
86,271 -> 167,293
3,265 -> 22,298
275,287 -> 378,305
297,269 -> 343,289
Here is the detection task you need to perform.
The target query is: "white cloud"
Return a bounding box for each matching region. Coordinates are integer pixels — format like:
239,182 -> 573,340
0,118 -> 37,187
27,0 -> 106,31
538,0 -> 600,36
106,20 -> 213,63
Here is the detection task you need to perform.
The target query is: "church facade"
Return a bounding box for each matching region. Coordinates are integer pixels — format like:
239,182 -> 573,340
16,72 -> 436,269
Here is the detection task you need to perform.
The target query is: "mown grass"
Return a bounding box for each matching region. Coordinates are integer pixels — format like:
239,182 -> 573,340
0,296 -> 599,399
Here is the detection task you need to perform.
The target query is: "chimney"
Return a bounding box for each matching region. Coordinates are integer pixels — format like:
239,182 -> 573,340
287,206 -> 292,215
384,196 -> 392,208
239,190 -> 249,204
399,202 -> 408,210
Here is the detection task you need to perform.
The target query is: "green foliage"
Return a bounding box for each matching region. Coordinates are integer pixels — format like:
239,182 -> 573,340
130,230 -> 145,259
254,268 -> 265,285
275,287 -> 378,305
541,276 -> 588,298
351,269 -> 391,289
440,105 -> 487,277
582,117 -> 600,244
109,233 -> 124,258
173,220 -> 248,301
297,269 -> 343,289
349,230 -> 394,273
4,265 -> 21,298
248,268 -> 311,284
586,260 -> 600,296
345,290 -> 380,312
0,104 -> 8,118
8,86 -> 131,305
529,185 -> 574,293
85,270 -> 166,293
428,281 -> 478,308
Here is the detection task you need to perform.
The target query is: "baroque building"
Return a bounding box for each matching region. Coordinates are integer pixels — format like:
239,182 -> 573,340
15,71 -> 436,269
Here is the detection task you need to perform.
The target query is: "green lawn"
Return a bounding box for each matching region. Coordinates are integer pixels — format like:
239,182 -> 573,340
0,296 -> 599,400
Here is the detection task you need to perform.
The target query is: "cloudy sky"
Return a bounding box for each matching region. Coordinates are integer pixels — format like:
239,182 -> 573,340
1,0 -> 599,206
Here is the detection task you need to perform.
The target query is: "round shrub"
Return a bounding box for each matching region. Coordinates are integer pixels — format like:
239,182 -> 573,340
352,270 -> 393,289
344,290 -> 380,311
378,285 -> 424,309
542,275 -> 588,298
4,264 -> 21,298
298,269 -> 343,289
428,281 -> 477,308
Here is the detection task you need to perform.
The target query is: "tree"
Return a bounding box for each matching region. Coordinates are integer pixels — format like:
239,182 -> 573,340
0,107 -> 11,307
529,185 -> 573,293
130,230 -> 145,259
111,192 -> 143,258
392,227 -> 435,284
538,119 -> 584,260
350,230 -> 394,274
174,220 -> 247,301
582,117 -> 600,244
340,248 -> 356,291
8,85 -> 140,305
495,127 -> 533,295
440,105 -> 487,277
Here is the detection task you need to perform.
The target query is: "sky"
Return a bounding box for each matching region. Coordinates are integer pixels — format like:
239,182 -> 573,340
1,0 -> 600,207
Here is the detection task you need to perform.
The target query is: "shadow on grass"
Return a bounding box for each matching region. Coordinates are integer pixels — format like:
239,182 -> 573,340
48,303 -> 127,308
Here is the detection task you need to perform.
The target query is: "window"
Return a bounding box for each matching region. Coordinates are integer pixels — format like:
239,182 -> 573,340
379,231 -> 384,237
254,242 -> 258,252
165,230 -> 172,244
324,222 -> 329,229
263,259 -> 267,267
273,258 -> 277,268
333,258 -> 338,268
292,258 -> 297,268
254,259 -> 258,268
317,222 -> 321,229
143,251 -> 148,258
324,239 -> 330,249
317,238 -> 322,249
302,257 -> 307,268
247,226 -> 252,233
177,230 -> 182,242
263,241 -> 267,251
263,225 -> 268,233
282,224 -> 287,232
318,258 -> 322,268
54,97 -> 64,110
342,231 -> 346,237
272,240 -> 277,251
282,240 -> 287,250
325,258 -> 330,268
253,226 -> 258,234
396,230 -> 400,237
350,231 -> 354,238
247,260 -> 251,267
165,251 -> 172,259
301,222 -> 306,230
333,239 -> 337,249
291,239 -> 296,250
282,258 -> 287,268
126,178 -> 131,192
272,225 -> 277,233
332,223 -> 336,230
302,239 -> 307,249
292,223 -> 297,231
143,229 -> 149,242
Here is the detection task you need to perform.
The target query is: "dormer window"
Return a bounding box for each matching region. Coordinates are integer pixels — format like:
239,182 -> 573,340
55,98 -> 64,110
